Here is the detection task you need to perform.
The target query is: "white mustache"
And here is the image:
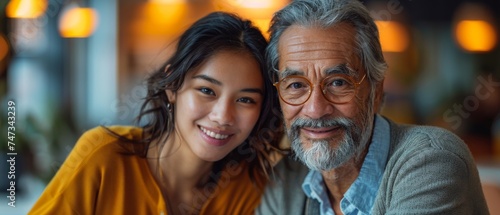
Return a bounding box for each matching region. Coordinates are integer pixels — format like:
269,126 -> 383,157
290,117 -> 353,129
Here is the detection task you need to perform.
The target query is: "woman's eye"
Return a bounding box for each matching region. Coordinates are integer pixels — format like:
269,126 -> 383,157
237,97 -> 257,104
199,87 -> 215,95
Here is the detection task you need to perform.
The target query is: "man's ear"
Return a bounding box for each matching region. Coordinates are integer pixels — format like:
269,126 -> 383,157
374,80 -> 385,113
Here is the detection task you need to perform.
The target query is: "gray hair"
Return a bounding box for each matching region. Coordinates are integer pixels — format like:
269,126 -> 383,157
267,0 -> 387,87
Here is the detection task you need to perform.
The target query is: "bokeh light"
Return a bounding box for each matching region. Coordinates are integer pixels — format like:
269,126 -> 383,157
59,7 -> 99,38
6,0 -> 48,19
453,2 -> 497,52
375,21 -> 410,53
0,34 -> 9,62
455,20 -> 497,52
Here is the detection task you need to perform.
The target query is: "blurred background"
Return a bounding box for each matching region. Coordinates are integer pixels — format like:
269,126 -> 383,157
0,0 -> 499,213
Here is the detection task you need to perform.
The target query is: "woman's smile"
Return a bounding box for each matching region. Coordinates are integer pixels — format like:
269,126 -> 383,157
199,126 -> 231,140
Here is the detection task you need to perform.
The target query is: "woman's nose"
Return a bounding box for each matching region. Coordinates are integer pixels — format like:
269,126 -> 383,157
209,99 -> 235,126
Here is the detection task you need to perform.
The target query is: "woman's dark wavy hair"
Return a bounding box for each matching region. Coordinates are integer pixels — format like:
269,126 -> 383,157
112,12 -> 283,183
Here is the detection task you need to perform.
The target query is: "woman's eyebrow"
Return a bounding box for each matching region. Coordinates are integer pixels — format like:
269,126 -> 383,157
193,74 -> 263,95
192,74 -> 222,85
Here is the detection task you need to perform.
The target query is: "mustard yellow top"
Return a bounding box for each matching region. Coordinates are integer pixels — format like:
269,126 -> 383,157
29,126 -> 265,215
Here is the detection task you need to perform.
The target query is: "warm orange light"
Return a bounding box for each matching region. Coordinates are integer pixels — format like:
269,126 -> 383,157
150,0 -> 185,3
217,0 -> 289,19
59,7 -> 99,38
455,20 -> 497,52
0,34 -> 9,62
131,2 -> 187,36
252,18 -> 271,39
228,0 -> 275,8
375,21 -> 409,53
6,0 -> 48,18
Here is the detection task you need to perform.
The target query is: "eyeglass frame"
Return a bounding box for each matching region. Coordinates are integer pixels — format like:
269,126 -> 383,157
273,73 -> 367,106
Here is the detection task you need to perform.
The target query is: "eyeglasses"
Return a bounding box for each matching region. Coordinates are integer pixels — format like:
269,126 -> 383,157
274,74 -> 366,106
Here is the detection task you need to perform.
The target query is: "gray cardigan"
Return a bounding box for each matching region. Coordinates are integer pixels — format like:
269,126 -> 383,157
256,118 -> 490,215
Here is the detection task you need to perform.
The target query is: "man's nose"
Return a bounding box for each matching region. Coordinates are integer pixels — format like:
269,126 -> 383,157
301,86 -> 334,119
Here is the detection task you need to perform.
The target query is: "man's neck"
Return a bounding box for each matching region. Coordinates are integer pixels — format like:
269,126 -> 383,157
321,145 -> 370,214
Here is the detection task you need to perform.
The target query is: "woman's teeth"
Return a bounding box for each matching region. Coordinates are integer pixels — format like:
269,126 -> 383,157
200,127 -> 229,140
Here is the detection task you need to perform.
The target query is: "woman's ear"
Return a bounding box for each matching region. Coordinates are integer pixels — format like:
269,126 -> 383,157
164,64 -> 171,73
164,64 -> 176,102
166,90 -> 176,103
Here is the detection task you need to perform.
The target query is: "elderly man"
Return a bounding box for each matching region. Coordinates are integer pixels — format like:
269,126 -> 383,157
257,0 -> 489,214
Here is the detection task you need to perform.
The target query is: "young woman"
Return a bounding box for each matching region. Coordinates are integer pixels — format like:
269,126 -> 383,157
29,12 -> 282,215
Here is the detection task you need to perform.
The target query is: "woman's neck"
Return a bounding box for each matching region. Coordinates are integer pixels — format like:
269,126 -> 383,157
147,136 -> 216,214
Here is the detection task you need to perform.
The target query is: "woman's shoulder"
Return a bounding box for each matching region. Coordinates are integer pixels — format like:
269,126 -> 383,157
76,125 -> 142,149
28,126 -> 151,215
66,126 -> 143,166
80,125 -> 142,143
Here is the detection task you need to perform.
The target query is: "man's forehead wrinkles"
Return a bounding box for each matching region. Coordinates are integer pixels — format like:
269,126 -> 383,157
285,58 -> 348,62
284,48 -> 355,61
285,42 -> 353,53
284,54 -> 348,61
286,40 -> 350,47
285,48 -> 346,55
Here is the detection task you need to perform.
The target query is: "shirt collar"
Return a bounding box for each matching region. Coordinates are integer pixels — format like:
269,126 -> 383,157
302,170 -> 334,215
342,114 -> 390,214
